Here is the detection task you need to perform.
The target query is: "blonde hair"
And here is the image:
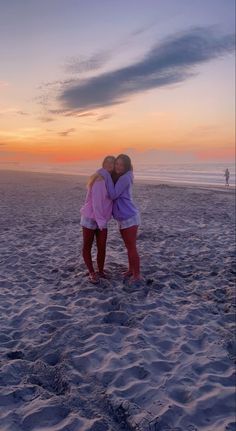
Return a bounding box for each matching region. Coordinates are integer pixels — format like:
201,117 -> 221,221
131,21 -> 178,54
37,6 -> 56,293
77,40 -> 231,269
87,155 -> 115,189
103,155 -> 115,166
87,173 -> 103,189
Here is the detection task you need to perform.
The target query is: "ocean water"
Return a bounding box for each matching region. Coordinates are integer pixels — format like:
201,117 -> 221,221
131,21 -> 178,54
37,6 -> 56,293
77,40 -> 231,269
134,162 -> 235,186
0,161 -> 235,186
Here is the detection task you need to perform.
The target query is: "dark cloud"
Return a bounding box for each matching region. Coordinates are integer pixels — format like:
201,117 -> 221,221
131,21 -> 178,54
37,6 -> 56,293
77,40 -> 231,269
59,27 -> 235,113
57,128 -> 76,137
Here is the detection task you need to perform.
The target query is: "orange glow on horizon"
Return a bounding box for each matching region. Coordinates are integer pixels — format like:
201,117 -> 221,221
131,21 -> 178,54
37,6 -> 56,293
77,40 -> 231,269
1,141 -> 235,166
1,114 -> 235,165
196,147 -> 235,161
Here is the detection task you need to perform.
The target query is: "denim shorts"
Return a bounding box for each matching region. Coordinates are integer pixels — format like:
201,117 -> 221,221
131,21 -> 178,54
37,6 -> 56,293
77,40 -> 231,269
117,214 -> 141,230
80,216 -> 108,230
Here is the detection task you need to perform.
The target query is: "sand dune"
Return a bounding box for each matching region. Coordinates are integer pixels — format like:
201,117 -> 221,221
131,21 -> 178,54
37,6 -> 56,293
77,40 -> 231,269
0,170 -> 235,431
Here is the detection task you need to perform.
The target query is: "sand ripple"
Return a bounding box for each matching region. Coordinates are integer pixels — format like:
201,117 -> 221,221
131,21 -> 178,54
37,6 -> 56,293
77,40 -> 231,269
0,171 -> 235,430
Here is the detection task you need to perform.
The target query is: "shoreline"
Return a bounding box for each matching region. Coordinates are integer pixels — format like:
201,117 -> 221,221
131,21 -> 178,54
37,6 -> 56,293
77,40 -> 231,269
0,168 -> 235,193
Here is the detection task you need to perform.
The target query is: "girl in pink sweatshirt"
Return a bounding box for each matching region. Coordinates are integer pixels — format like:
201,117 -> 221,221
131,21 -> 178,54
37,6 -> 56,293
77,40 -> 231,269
80,156 -> 115,283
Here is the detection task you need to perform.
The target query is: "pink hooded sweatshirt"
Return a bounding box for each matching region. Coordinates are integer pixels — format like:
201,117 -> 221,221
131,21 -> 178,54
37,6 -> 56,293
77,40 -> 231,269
80,179 -> 112,229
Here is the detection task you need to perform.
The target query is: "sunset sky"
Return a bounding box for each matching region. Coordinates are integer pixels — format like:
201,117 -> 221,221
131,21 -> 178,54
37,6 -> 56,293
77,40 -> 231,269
0,0 -> 235,170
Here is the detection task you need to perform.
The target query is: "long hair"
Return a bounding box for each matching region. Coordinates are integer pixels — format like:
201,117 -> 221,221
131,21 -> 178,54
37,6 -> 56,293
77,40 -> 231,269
87,172 -> 103,189
112,154 -> 133,183
87,155 -> 115,188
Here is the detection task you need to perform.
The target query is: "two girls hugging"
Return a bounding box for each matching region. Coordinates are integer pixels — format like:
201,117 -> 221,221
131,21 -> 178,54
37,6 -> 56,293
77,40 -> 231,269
80,154 -> 141,286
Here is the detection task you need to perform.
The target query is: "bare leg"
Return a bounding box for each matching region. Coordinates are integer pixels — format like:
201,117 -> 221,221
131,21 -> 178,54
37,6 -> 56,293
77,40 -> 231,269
120,225 -> 141,280
82,227 -> 98,283
95,228 -> 108,275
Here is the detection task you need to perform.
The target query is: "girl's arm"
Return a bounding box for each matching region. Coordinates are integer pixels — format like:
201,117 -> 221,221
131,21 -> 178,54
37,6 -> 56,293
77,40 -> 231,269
91,180 -> 109,229
97,168 -> 132,200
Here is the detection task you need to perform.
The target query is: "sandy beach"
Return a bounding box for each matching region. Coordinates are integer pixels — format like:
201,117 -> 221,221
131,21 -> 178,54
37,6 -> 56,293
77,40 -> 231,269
0,169 -> 235,431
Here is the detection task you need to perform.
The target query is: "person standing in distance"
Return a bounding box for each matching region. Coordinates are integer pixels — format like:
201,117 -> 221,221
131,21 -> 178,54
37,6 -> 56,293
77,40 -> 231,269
224,168 -> 230,186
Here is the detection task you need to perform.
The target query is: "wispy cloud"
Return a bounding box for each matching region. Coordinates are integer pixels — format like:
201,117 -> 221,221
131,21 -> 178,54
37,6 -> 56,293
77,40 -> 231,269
17,111 -> 29,116
38,116 -> 55,123
97,114 -> 112,121
65,51 -> 111,74
0,107 -> 29,116
130,19 -> 158,38
58,27 -> 235,113
37,78 -> 76,91
64,20 -> 158,75
57,128 -> 76,137
77,111 -> 97,117
65,111 -> 97,118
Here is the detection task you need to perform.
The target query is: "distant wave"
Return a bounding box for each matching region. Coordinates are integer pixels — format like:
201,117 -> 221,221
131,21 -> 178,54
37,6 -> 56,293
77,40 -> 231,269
0,162 -> 235,186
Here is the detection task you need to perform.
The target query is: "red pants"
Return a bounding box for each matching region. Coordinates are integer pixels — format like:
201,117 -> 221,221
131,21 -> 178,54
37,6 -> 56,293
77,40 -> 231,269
82,227 -> 107,274
120,225 -> 140,278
